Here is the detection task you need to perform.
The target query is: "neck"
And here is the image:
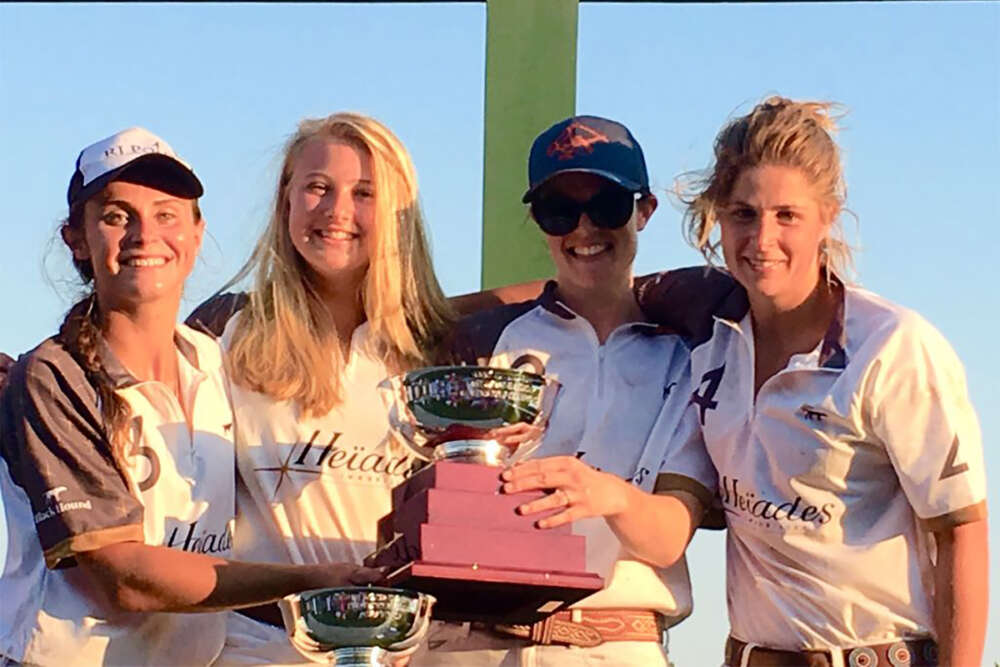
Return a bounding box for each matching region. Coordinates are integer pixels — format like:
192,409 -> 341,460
555,275 -> 644,343
315,280 -> 365,349
101,305 -> 179,384
749,277 -> 837,351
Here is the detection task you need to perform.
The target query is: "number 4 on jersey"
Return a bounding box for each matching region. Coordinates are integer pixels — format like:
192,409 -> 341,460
691,364 -> 725,425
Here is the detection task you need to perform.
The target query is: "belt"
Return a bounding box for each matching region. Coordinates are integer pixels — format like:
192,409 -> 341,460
725,636 -> 938,667
236,602 -> 284,627
490,609 -> 663,648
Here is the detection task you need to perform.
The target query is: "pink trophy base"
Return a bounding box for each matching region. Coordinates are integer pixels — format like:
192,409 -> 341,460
366,460 -> 604,624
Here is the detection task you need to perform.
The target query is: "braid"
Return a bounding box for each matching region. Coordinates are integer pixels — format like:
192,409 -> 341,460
57,293 -> 134,479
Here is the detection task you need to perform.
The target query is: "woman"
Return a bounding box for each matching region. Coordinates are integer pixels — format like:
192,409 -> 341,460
505,98 -> 988,666
420,115 -> 703,667
0,128 -> 381,666
185,113 -> 463,664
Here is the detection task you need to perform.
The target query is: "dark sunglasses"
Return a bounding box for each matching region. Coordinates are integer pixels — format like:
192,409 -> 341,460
530,188 -> 639,236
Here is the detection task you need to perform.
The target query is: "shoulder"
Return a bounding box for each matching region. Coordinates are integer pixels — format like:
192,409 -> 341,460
185,292 -> 249,339
174,323 -> 226,373
635,266 -> 746,343
4,338 -> 91,404
845,287 -> 956,359
445,299 -> 541,364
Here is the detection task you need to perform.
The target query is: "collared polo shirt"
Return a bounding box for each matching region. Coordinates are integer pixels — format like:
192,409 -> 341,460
656,280 -> 987,650
449,281 -> 702,623
0,324 -> 235,666
219,318 -> 416,568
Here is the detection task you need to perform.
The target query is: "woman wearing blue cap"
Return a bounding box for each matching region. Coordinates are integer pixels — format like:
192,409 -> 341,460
506,97 -> 988,666
0,128 -> 382,666
418,115 -> 703,666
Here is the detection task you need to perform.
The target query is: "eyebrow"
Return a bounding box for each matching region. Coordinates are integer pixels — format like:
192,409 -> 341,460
302,172 -> 373,184
728,199 -> 806,210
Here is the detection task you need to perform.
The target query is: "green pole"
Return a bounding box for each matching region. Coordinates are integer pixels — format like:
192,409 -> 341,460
481,0 -> 579,289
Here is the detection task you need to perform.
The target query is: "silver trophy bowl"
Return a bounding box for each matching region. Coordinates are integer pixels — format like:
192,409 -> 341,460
279,587 -> 435,665
380,365 -> 560,466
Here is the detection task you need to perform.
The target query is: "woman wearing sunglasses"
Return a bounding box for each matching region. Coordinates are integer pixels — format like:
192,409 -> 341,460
506,98 -> 988,666
421,116 -> 703,667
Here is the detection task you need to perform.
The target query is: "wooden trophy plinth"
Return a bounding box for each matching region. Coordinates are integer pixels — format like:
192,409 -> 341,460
366,460 -> 603,624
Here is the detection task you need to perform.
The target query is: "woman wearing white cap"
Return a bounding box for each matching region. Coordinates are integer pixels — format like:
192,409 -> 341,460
0,128 -> 381,667
507,97 -> 989,666
418,115 -> 703,667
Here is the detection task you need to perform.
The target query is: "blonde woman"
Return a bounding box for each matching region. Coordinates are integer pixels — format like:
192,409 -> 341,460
506,97 -> 988,666
187,113 -> 462,664
0,127 -> 381,667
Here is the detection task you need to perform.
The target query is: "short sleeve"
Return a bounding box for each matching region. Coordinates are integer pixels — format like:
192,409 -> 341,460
650,398 -> 718,511
866,315 -> 987,530
0,343 -> 144,568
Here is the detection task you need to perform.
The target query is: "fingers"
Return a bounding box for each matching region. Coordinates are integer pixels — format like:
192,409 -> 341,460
535,504 -> 589,530
516,487 -> 570,516
348,565 -> 388,586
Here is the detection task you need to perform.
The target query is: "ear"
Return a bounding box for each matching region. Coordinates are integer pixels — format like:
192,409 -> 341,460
193,214 -> 206,250
635,193 -> 658,232
61,224 -> 90,261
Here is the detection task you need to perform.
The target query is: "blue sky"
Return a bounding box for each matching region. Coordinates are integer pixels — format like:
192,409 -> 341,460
1,3 -> 997,664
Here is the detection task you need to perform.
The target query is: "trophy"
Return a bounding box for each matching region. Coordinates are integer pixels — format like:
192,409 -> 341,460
368,366 -> 603,624
279,586 -> 435,665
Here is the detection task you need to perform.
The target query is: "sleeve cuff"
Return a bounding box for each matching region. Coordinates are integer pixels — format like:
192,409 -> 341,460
920,499 -> 987,532
653,473 -> 715,510
44,523 -> 145,569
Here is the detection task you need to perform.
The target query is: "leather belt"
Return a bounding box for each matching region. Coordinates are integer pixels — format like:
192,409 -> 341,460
725,636 -> 938,667
491,609 -> 663,648
236,602 -> 284,627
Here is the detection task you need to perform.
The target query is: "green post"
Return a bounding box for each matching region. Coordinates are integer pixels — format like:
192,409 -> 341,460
481,0 -> 579,289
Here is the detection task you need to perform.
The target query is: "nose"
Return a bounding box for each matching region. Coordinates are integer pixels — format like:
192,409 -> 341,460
322,187 -> 354,223
752,215 -> 779,251
124,211 -> 158,246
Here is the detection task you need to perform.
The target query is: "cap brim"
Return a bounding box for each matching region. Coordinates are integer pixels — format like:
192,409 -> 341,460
521,168 -> 643,203
70,153 -> 204,206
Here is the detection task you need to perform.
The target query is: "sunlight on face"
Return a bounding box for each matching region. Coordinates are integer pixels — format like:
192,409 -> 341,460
76,181 -> 203,311
719,165 -> 831,310
287,139 -> 376,292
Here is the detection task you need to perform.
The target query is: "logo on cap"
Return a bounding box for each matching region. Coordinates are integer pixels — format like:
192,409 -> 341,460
546,121 -> 611,161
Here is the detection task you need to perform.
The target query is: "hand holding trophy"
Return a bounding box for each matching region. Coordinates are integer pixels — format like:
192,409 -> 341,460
368,366 -> 603,624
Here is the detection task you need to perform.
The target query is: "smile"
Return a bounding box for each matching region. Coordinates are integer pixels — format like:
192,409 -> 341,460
312,228 -> 359,242
121,257 -> 168,267
568,243 -> 611,258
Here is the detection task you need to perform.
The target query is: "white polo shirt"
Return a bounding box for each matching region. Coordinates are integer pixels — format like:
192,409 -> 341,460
0,324 -> 235,666
449,281 -> 701,624
220,317 -> 415,568
656,280 -> 987,650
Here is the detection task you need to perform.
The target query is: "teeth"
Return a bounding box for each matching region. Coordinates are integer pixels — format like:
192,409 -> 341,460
748,258 -> 782,269
316,229 -> 356,241
123,257 -> 166,267
573,244 -> 606,257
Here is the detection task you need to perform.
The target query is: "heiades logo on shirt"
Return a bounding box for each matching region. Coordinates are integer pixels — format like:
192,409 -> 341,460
33,486 -> 93,524
256,429 -> 416,498
720,476 -> 835,527
166,520 -> 233,555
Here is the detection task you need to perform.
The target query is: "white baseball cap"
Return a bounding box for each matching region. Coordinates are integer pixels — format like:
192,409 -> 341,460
66,127 -> 203,206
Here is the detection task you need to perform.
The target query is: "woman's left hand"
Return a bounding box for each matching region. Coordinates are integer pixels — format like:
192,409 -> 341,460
501,456 -> 631,529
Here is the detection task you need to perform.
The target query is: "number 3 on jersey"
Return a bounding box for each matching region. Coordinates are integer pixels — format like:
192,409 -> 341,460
691,364 -> 725,424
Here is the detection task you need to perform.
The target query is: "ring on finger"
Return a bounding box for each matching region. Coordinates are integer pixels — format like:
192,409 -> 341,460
555,488 -> 571,507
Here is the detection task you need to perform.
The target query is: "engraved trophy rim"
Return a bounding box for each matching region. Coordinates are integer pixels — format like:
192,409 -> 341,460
379,365 -> 560,466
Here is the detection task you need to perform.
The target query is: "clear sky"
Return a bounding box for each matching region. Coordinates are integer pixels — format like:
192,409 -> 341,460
1,2 -> 997,664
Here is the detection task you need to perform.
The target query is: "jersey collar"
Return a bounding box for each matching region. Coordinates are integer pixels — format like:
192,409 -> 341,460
538,280 -> 667,336
713,275 -> 849,371
98,325 -> 209,389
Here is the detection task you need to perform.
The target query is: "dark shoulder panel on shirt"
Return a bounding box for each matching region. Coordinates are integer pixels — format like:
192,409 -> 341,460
635,266 -> 745,346
185,292 -> 249,338
0,338 -> 144,564
442,300 -> 540,365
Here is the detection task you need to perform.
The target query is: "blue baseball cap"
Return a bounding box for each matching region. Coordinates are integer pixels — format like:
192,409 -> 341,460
522,115 -> 650,203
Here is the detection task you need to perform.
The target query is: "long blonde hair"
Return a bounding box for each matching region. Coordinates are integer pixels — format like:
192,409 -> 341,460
226,112 -> 454,416
679,96 -> 854,279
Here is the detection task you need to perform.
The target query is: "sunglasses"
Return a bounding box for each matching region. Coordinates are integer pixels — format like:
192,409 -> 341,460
530,188 -> 639,236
